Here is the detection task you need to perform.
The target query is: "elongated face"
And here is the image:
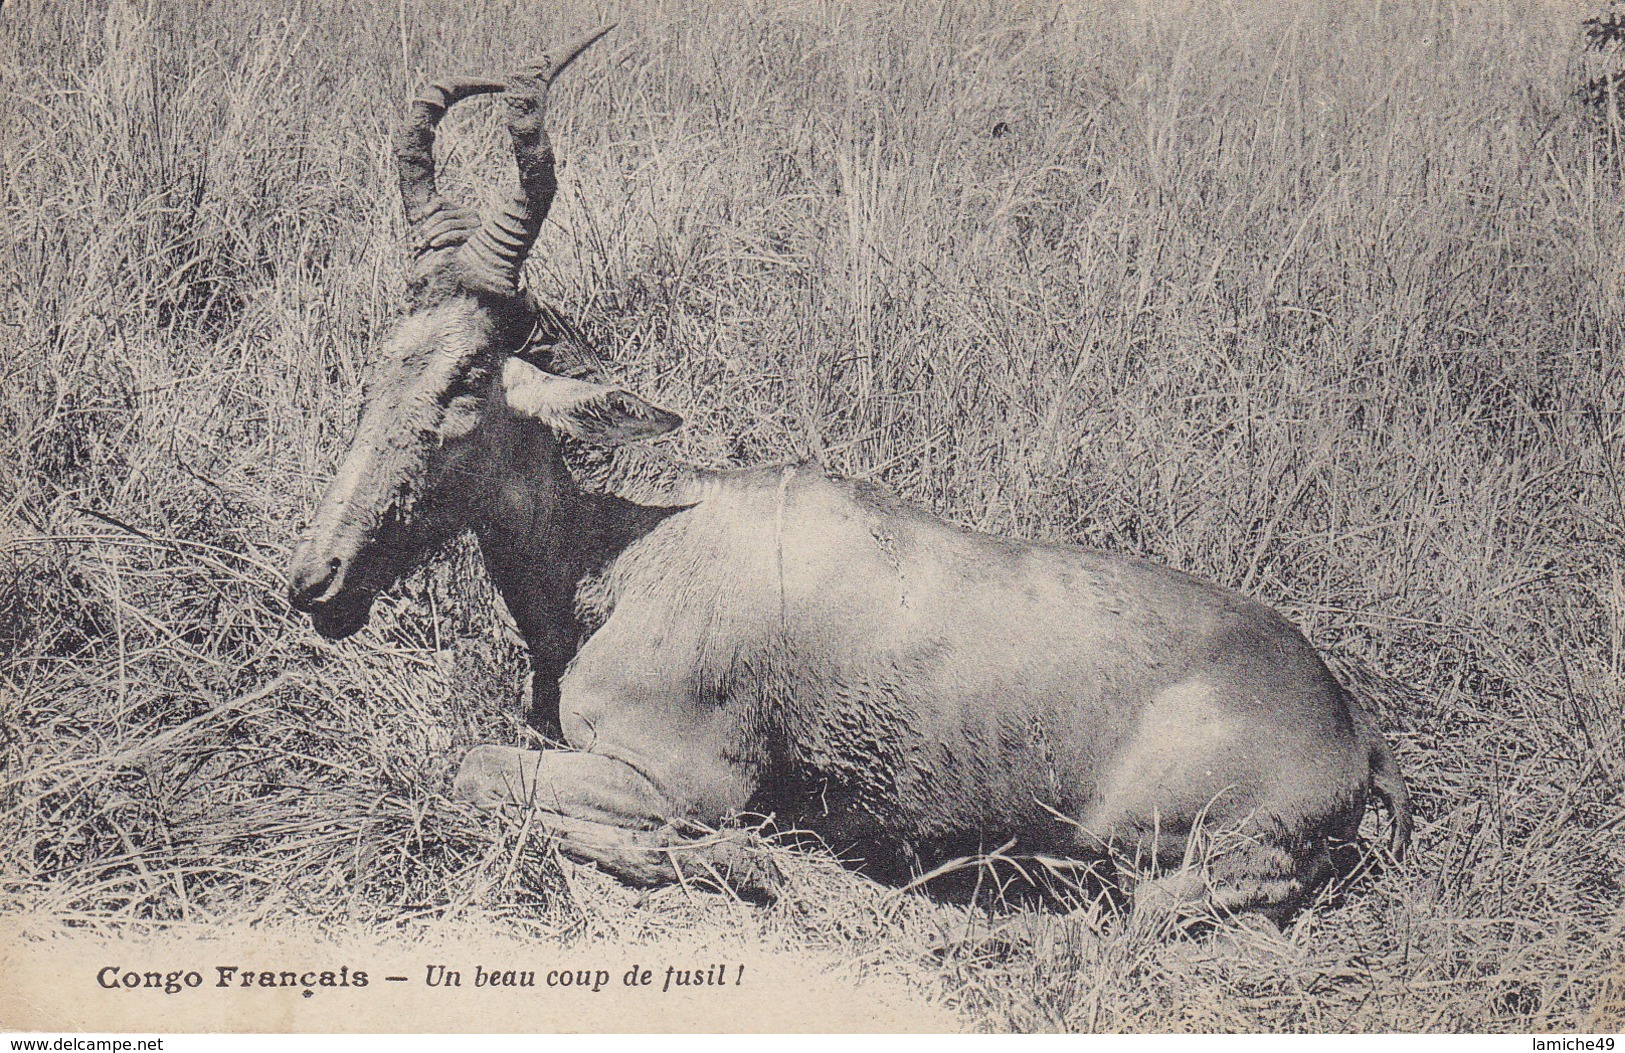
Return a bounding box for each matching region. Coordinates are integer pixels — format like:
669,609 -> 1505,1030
287,298 -> 506,637
285,298 -> 681,639
288,31 -> 651,639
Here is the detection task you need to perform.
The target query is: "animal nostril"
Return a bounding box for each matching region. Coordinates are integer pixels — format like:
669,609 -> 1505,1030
290,555 -> 347,608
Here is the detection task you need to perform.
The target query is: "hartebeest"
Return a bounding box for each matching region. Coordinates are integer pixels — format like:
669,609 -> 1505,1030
287,30 -> 1412,922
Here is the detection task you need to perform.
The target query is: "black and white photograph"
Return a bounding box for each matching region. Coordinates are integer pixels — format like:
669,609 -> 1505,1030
1,0 -> 1621,1035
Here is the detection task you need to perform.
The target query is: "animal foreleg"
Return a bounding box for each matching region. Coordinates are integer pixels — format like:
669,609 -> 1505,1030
452,745 -> 781,898
525,665 -> 565,742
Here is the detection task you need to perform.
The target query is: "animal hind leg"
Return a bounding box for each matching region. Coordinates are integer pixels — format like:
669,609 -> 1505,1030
453,745 -> 781,898
1137,838 -> 1335,930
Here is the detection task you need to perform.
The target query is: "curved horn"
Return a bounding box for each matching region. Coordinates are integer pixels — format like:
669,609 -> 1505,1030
396,77 -> 506,240
458,25 -> 614,290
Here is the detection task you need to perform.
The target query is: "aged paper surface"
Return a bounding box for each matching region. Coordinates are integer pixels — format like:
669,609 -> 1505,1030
0,921 -> 955,1032
4,0 -> 1622,1035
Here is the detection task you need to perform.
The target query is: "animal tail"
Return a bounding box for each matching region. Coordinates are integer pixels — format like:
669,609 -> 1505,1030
1325,654 -> 1417,860
1361,720 -> 1413,859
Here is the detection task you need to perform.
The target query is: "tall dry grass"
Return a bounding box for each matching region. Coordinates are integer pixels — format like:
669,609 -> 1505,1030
2,0 -> 1622,1032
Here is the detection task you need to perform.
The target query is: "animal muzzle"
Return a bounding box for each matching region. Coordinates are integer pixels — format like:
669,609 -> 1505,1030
286,539 -> 374,639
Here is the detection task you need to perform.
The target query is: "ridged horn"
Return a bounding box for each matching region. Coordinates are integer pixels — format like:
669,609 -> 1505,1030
395,76 -> 506,246
458,25 -> 614,290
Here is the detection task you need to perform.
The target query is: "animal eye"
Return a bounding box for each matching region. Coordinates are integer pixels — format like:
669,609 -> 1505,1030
443,371 -> 479,399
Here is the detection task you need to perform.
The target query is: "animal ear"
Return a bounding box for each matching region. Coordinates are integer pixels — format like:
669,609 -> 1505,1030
501,356 -> 682,445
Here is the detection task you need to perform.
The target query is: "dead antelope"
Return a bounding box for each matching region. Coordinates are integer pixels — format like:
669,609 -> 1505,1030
287,30 -> 1412,923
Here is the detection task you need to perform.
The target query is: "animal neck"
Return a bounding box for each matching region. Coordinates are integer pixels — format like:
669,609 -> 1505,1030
469,431 -> 676,679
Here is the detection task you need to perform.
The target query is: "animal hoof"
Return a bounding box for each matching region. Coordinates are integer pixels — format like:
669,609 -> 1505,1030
663,828 -> 785,903
709,841 -> 785,903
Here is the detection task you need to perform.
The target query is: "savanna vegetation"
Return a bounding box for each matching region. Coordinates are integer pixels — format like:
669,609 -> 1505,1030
2,0 -> 1622,1032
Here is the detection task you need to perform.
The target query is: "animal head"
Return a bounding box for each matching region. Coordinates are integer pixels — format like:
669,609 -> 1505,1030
286,28 -> 681,639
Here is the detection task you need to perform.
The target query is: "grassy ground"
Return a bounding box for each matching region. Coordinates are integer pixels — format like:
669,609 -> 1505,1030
3,0 -> 1623,1033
